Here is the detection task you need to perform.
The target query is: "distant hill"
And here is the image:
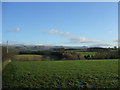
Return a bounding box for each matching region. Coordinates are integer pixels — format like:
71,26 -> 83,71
1,43 -> 89,51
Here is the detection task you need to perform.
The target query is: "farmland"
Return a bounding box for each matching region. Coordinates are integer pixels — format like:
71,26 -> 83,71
2,2 -> 119,89
65,50 -> 97,56
3,59 -> 118,88
13,55 -> 44,61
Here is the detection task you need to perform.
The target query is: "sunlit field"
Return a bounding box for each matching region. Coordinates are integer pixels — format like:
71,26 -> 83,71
13,55 -> 44,61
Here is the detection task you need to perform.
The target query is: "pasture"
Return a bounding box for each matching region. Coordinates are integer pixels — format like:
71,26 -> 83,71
13,55 -> 44,61
3,59 -> 118,88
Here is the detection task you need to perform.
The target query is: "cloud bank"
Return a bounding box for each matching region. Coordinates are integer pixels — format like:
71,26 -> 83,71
89,43 -> 114,47
47,29 -> 101,44
7,27 -> 21,32
113,39 -> 119,42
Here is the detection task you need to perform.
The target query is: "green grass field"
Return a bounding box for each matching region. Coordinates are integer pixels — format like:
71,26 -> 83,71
13,55 -> 44,61
3,59 -> 118,88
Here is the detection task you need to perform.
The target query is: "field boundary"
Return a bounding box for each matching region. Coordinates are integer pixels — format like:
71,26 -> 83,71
2,59 -> 11,70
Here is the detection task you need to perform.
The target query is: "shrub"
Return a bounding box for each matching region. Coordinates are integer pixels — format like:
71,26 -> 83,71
92,50 -> 118,59
62,52 -> 80,60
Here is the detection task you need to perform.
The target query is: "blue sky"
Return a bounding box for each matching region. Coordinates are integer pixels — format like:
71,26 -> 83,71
2,2 -> 118,47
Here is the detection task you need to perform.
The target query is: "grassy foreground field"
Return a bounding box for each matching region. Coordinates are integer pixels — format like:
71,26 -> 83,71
3,59 -> 118,88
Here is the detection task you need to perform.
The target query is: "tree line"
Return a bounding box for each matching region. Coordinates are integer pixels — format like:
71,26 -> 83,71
2,46 -> 119,61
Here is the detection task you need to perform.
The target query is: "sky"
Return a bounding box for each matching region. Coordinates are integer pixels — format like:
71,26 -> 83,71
1,0 -> 119,2
2,2 -> 118,47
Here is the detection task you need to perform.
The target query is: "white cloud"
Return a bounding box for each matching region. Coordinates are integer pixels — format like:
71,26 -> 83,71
113,38 -> 120,42
90,43 -> 113,47
47,29 -> 101,44
113,39 -> 118,42
70,37 -> 100,43
47,29 -> 74,38
8,27 -> 21,32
